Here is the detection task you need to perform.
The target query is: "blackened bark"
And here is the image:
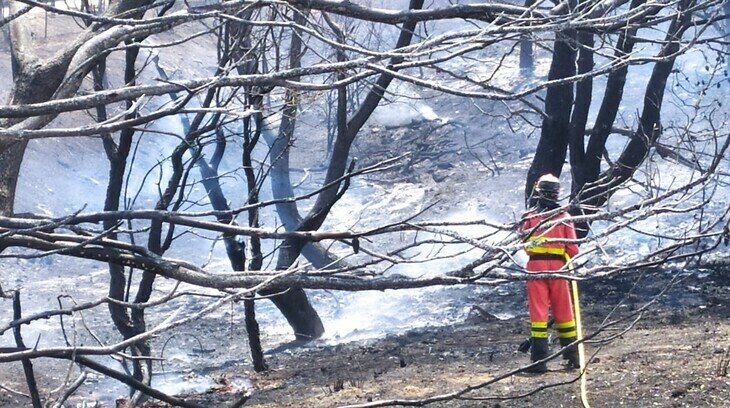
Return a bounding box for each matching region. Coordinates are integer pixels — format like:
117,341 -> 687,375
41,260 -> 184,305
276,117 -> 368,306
526,26 -> 577,204
264,15 -> 346,270
578,0 -> 645,198
243,296 -> 266,371
243,118 -> 263,270
262,8 -> 325,341
243,112 -> 267,371
134,23 -> 233,386
568,30 -> 594,197
98,43 -> 151,387
12,291 -> 42,408
228,18 -> 267,370
578,0 -> 694,209
95,61 -> 134,340
195,129 -> 315,348
264,0 -> 424,340
565,0 -> 647,238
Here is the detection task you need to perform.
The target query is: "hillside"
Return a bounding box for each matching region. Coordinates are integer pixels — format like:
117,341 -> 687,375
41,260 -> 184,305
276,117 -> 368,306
1,2 -> 729,408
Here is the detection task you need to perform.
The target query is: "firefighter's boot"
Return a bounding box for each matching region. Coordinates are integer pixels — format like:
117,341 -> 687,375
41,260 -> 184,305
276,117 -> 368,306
559,336 -> 580,370
525,337 -> 549,374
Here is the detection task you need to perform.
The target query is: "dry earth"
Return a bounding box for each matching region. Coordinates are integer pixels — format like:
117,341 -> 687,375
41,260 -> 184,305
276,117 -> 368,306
4,263 -> 729,408
101,267 -> 729,408
2,7 -> 730,408
213,267 -> 730,408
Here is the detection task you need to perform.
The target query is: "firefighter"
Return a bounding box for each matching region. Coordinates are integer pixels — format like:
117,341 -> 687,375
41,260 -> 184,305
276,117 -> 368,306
519,174 -> 580,373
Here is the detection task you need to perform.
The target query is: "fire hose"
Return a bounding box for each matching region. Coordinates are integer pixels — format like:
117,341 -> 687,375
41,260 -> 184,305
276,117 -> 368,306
567,256 -> 590,408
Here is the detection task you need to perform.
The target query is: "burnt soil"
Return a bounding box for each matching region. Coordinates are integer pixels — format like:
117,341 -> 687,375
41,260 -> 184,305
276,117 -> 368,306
136,266 -> 730,408
2,10 -> 729,408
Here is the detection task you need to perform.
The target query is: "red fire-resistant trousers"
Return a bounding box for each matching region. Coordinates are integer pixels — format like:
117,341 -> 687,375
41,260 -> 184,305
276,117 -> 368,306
526,277 -> 574,324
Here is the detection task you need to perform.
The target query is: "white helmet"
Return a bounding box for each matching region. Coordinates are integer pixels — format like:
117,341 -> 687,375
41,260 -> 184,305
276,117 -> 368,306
535,174 -> 561,195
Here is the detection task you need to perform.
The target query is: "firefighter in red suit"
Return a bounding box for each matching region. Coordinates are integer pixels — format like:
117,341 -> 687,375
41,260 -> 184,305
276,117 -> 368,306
519,174 -> 580,373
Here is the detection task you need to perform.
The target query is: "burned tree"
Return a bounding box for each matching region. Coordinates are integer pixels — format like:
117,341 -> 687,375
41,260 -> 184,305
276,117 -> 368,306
0,0 -> 728,406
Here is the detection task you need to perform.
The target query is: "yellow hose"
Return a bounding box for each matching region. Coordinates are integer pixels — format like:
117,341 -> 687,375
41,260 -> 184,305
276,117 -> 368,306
567,256 -> 591,408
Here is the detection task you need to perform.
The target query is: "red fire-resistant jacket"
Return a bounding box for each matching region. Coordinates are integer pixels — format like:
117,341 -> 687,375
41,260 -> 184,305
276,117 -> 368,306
520,211 -> 579,272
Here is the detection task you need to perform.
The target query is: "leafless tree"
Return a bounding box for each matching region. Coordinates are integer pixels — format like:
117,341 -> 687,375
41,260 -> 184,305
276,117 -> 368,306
0,0 -> 728,405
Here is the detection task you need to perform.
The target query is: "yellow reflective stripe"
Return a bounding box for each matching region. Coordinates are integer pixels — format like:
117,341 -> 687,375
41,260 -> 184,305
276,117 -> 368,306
557,330 -> 578,338
531,321 -> 549,338
526,236 -> 567,256
555,321 -> 576,329
527,246 -> 566,255
556,320 -> 577,338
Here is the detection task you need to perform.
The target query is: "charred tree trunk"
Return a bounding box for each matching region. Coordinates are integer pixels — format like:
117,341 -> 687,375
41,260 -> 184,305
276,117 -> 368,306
577,0 -> 695,211
229,16 -> 269,371
242,108 -> 267,371
576,0 -> 645,196
263,0 -> 424,341
0,0 -> 156,217
519,0 -> 535,72
96,3 -> 186,390
568,29 -> 594,198
525,15 -> 577,204
96,40 -> 159,393
261,8 -> 325,341
12,291 -> 42,408
564,0 -> 647,236
151,19 -> 270,368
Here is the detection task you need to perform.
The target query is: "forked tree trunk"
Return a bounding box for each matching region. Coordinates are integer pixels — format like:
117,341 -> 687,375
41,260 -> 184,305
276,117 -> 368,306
263,0 -> 425,340
575,0 -> 695,211
525,23 -> 577,204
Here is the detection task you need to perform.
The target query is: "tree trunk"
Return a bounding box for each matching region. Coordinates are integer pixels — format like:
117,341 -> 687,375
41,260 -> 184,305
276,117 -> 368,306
0,0 -> 155,212
577,0 -> 695,210
0,138 -> 26,216
577,0 -> 645,197
229,16 -> 268,370
525,24 -> 577,204
96,43 -> 155,390
568,29 -> 594,198
519,0 -> 535,72
263,0 -> 424,340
